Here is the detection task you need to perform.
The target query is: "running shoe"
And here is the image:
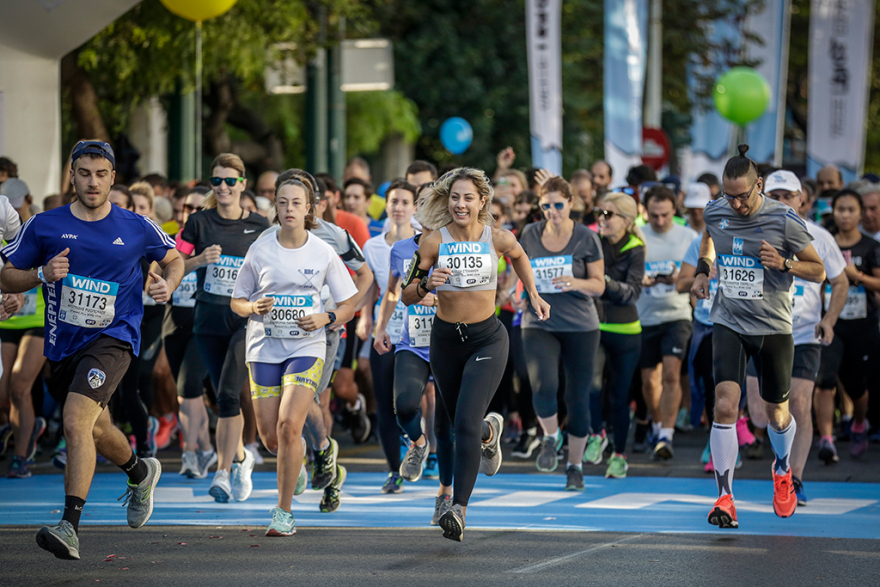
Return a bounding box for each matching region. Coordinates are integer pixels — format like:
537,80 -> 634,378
439,503 -> 466,542
320,464 -> 347,513
817,437 -> 839,464
295,462 -> 308,496
849,424 -> 869,459
246,442 -> 265,465
344,394 -> 371,444
266,507 -> 296,536
7,455 -> 32,478
423,454 -> 439,479
146,416 -> 159,457
735,416 -> 755,447
701,441 -> 711,464
707,494 -> 738,529
155,413 -> 179,450
605,453 -> 628,479
511,429 -> 540,458
632,422 -> 650,453
381,471 -> 404,494
312,437 -> 339,490
36,521 -> 80,560
772,460 -> 797,518
564,465 -> 584,491
0,423 -> 12,458
837,416 -> 852,442
744,439 -> 765,460
653,438 -> 674,460
180,451 -> 198,477
704,456 -> 714,474
675,407 -> 693,432
26,417 -> 47,461
479,412 -> 503,476
584,431 -> 609,465
400,439 -> 430,482
209,469 -> 232,503
118,457 -> 161,528
536,435 -> 562,472
196,449 -> 218,479
793,476 -> 807,507
432,494 -> 451,526
231,447 -> 255,501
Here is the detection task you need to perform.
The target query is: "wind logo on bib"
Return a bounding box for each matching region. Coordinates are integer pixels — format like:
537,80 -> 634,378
264,295 -> 316,339
718,254 -> 763,299
59,275 -> 119,328
408,304 -> 437,347
531,255 -> 573,294
204,255 -> 244,296
437,241 -> 492,287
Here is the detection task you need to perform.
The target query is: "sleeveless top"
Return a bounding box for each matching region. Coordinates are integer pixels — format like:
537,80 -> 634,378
435,224 -> 499,292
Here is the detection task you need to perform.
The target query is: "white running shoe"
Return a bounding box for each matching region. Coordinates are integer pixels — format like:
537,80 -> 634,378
209,469 -> 232,503
231,447 -> 255,501
180,451 -> 198,477
246,442 -> 265,465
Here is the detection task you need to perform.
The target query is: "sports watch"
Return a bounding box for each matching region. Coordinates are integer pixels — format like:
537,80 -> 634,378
782,258 -> 793,273
327,311 -> 337,325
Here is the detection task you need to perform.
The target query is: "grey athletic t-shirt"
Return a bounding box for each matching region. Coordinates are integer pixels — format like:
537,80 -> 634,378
636,222 -> 698,327
704,195 -> 814,335
519,220 -> 603,332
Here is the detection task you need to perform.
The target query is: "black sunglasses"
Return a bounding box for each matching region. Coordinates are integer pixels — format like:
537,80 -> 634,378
595,209 -> 620,219
541,202 -> 565,211
210,176 -> 245,187
184,204 -> 200,212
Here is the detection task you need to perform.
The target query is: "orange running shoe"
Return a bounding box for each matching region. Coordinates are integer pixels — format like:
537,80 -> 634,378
772,461 -> 797,518
707,494 -> 738,528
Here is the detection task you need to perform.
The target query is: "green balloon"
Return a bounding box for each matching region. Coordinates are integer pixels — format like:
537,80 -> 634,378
712,67 -> 771,126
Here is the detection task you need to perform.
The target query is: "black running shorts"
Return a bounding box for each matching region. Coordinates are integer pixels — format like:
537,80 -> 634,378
49,335 -> 133,408
713,323 -> 793,404
638,319 -> 692,369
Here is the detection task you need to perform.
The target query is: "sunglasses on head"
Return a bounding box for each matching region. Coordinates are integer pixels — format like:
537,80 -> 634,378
209,176 -> 245,187
541,202 -> 565,211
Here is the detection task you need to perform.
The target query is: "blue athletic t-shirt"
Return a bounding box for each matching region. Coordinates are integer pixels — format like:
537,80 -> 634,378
391,235 -> 432,363
1,205 -> 176,361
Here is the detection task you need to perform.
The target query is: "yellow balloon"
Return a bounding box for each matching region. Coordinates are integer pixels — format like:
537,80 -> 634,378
160,0 -> 238,22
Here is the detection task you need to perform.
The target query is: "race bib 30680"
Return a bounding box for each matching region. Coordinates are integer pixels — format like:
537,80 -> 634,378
263,295 -> 316,339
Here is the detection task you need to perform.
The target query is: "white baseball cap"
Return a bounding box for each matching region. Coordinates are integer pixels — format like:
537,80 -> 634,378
683,183 -> 711,209
765,170 -> 802,194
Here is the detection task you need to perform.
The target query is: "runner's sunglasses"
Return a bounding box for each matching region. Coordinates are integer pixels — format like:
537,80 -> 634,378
210,177 -> 245,187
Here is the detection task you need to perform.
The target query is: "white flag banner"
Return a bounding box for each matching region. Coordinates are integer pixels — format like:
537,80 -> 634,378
526,0 -> 563,175
745,0 -> 791,166
808,0 -> 874,183
603,0 -> 648,185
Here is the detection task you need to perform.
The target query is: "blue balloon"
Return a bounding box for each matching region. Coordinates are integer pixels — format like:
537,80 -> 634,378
440,117 -> 473,155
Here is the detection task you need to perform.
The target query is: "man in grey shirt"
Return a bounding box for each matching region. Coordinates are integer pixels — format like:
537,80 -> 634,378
692,145 -> 825,530
636,186 -> 697,460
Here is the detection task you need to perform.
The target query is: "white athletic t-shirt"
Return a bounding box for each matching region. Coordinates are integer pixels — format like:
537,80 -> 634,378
233,231 -> 358,363
791,220 -> 846,346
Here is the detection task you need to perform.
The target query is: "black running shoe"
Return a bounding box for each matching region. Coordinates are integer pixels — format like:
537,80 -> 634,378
439,503 -> 466,542
320,464 -> 347,513
343,395 -> 371,444
312,438 -> 339,490
632,422 -> 650,453
511,430 -> 540,458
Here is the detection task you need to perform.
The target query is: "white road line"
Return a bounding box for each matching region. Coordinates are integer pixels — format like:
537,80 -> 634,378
508,533 -> 644,574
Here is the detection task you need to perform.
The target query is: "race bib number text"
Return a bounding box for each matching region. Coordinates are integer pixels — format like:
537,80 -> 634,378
204,255 -> 243,296
718,255 -> 764,300
438,241 -> 492,288
172,272 -> 198,308
408,304 -> 437,347
644,260 -> 680,297
59,275 -> 118,328
531,255 -> 573,294
263,295 -> 316,339
826,283 -> 867,320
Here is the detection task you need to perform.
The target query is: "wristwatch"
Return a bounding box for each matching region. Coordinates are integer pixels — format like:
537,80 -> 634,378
782,258 -> 793,273
37,266 -> 48,284
326,311 -> 337,325
418,275 -> 430,296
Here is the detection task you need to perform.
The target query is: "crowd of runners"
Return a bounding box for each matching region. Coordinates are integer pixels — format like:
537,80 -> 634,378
0,139 -> 877,556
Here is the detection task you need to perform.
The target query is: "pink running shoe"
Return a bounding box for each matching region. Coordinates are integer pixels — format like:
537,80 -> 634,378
704,456 -> 714,474
736,417 -> 756,447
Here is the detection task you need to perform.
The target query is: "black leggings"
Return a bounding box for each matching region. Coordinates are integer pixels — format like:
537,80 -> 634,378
430,315 -> 508,507
119,306 -> 163,452
393,350 -> 431,441
369,344 -> 401,471
524,328 -> 600,438
590,330 -> 641,453
165,331 -> 208,399
194,303 -> 248,418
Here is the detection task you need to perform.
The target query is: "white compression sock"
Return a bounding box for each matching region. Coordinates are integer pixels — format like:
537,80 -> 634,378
660,427 -> 675,441
767,418 -> 797,475
711,423 -> 738,497
651,421 -> 662,438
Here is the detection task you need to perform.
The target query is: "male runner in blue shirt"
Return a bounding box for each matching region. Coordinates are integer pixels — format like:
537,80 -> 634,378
0,141 -> 184,560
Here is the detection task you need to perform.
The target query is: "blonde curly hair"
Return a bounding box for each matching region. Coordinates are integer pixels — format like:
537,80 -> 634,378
415,167 -> 494,230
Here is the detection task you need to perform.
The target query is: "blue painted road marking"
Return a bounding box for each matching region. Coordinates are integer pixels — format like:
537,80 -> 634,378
1,473 -> 877,539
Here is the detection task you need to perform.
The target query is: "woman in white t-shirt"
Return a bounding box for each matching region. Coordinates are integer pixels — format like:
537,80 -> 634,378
231,178 -> 358,537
